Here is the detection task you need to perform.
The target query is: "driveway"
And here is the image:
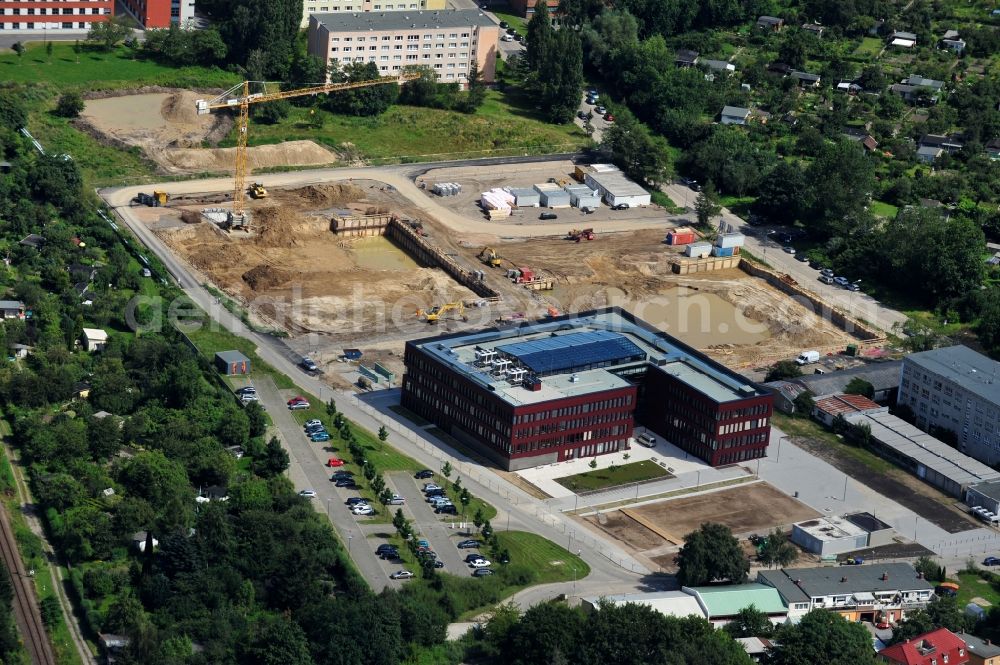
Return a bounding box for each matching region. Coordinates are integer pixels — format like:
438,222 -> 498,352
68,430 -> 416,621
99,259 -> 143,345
254,375 -> 399,592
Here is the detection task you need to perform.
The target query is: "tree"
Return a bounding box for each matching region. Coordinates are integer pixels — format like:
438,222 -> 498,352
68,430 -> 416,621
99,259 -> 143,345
589,458 -> 598,470
459,487 -> 471,515
326,398 -> 337,418
765,360 -> 803,382
757,529 -> 798,568
505,603 -> 584,665
12,42 -> 24,65
87,16 -> 133,51
0,95 -> 27,131
803,139 -> 876,238
253,100 -> 290,124
844,378 -> 875,399
793,391 -> 815,416
753,161 -> 808,224
695,180 -> 722,227
239,614 -> 314,665
326,62 -> 397,116
378,425 -> 389,442
724,604 -> 774,638
244,401 -> 268,438
473,508 -> 484,532
602,109 -> 673,185
465,60 -> 487,112
778,30 -> 810,69
39,595 -> 61,627
676,522 -> 748,586
393,508 -> 407,532
255,436 -> 289,478
771,610 -> 876,665
538,30 -> 584,124
525,1 -> 554,71
891,597 -> 972,643
482,520 -> 494,541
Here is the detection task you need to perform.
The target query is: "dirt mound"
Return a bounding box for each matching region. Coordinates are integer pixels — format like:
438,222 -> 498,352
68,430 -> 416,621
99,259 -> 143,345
291,183 -> 366,207
252,207 -> 309,248
163,141 -> 338,173
161,92 -> 201,126
242,264 -> 292,291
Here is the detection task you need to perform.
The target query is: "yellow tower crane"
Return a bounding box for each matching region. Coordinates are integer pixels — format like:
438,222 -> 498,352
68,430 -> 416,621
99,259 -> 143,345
195,74 -> 419,228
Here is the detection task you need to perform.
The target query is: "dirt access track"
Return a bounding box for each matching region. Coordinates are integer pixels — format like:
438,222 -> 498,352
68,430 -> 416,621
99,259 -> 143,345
78,89 -> 338,174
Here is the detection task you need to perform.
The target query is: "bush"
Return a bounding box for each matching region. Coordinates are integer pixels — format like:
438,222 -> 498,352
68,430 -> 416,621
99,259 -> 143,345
39,595 -> 61,628
54,92 -> 86,119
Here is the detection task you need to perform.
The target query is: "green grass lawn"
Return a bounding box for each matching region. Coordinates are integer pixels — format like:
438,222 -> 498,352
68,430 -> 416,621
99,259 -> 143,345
870,200 -> 899,219
772,413 -> 895,474
853,37 -> 883,59
554,460 -> 671,493
230,91 -> 590,163
495,531 -> 589,583
490,9 -> 527,34
0,42 -> 237,91
955,571 -> 1000,609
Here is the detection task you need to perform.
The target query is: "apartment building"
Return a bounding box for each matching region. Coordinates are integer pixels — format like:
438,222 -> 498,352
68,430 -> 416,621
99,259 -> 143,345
307,9 -> 499,85
0,0 -> 113,32
898,345 -> 1000,466
299,0 -> 445,28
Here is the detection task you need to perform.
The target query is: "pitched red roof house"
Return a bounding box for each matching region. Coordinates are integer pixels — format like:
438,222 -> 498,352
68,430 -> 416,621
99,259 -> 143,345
878,628 -> 969,665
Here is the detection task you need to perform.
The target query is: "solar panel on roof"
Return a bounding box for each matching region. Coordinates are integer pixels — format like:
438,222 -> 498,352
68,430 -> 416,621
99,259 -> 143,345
496,331 -> 645,375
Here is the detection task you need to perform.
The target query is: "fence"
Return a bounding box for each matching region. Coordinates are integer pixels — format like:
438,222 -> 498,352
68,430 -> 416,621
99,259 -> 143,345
348,395 -> 652,575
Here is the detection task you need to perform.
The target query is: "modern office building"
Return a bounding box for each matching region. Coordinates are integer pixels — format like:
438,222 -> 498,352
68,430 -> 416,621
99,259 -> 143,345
307,9 -> 499,85
0,0 -> 113,32
300,0 -> 445,28
898,345 -> 1000,466
119,0 -> 194,28
401,308 -> 772,471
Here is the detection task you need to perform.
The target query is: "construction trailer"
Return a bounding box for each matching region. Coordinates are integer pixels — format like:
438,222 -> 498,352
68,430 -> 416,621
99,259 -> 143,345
685,241 -> 713,258
583,164 -> 651,208
508,187 -> 540,207
533,183 -> 571,208
666,227 -> 697,245
564,184 -> 602,209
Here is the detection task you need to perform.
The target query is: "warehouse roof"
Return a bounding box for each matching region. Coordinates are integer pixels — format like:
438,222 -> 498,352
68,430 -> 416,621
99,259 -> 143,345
793,360 -> 903,395
686,583 -> 788,617
844,411 -> 1000,488
310,9 -> 495,31
968,479 -> 1000,502
215,350 -> 250,363
407,308 -> 766,408
813,393 -> 883,418
758,563 -> 933,603
904,345 -> 1000,405
585,170 -> 649,198
585,591 -> 706,620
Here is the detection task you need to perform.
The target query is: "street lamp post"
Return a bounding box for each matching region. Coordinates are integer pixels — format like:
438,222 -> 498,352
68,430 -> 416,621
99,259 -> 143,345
775,436 -> 786,463
696,470 -> 701,489
348,534 -> 353,555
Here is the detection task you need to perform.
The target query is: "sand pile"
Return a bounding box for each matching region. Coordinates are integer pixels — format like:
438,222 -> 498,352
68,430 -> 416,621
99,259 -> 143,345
291,183 -> 366,207
242,264 -> 292,291
252,207 -> 307,248
163,141 -> 338,172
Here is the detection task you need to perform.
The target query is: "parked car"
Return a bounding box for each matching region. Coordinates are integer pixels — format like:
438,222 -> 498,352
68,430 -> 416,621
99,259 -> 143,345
422,483 -> 442,492
506,27 -> 516,34
298,490 -> 317,499
289,401 -> 310,410
432,560 -> 445,568
473,568 -> 494,577
352,505 -> 375,516
287,396 -> 308,406
539,212 -> 558,220
457,539 -> 480,549
436,505 -> 458,515
820,268 -> 834,277
301,357 -> 319,372
304,419 -> 323,428
875,621 -> 892,630
326,457 -> 345,467
305,423 -> 326,432
380,549 -> 399,560
415,469 -> 434,479
334,478 -> 358,488
346,497 -> 368,506
376,544 -> 397,555
240,393 -> 259,403
604,113 -> 615,122
388,495 -> 405,505
331,470 -> 354,478
783,246 -> 795,255
470,558 -> 491,568
796,254 -> 809,262
577,111 -> 588,120
595,105 -> 607,115
819,275 -> 835,285
611,203 -> 630,211
236,386 -> 256,396
390,570 -> 414,580
499,20 -> 509,28
310,432 -> 331,442
513,33 -> 523,41
501,33 -> 514,41
464,554 -> 485,563
984,557 -> 1000,566
833,276 -> 849,286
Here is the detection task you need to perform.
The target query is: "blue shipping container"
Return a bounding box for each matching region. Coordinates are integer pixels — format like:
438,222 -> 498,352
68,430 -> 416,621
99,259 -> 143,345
713,246 -> 735,257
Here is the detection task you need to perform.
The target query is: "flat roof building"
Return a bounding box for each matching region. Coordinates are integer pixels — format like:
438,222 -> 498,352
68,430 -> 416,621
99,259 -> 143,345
300,0 -> 446,28
899,345 -> 1000,466
844,410 -> 1000,497
401,307 -> 771,470
307,9 -> 499,85
582,167 -> 651,208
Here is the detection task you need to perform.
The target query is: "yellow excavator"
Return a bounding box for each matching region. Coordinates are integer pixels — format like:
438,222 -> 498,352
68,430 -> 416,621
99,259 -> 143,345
417,302 -> 467,324
478,247 -> 502,267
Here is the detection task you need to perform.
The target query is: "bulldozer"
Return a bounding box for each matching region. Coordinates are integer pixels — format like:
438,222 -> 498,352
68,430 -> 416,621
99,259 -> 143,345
417,302 -> 467,324
478,247 -> 502,267
567,228 -> 595,242
249,182 -> 268,199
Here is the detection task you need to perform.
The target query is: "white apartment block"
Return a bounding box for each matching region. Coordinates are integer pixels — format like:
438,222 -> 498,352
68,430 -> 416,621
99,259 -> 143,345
898,345 -> 1000,465
307,9 -> 500,85
299,0 -> 445,29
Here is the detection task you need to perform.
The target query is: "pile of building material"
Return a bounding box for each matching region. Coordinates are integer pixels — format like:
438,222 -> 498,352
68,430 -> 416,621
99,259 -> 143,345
481,188 -> 515,220
713,232 -> 745,257
433,182 -> 463,196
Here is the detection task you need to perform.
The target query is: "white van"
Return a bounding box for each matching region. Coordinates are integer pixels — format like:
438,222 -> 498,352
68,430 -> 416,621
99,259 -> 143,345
637,433 -> 656,448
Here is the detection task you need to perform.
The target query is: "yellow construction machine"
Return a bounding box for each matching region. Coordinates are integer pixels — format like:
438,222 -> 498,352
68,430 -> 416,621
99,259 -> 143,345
478,247 -> 502,267
417,302 -> 467,324
249,182 -> 268,199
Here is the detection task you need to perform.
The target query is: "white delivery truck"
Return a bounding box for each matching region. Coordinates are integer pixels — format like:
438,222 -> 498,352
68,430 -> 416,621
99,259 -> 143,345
795,350 -> 820,365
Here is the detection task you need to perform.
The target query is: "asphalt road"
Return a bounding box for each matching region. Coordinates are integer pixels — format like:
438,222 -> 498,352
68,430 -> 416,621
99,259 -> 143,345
390,472 -> 475,575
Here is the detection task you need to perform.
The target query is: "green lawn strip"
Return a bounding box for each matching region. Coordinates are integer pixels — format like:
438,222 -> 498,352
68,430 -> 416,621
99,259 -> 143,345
772,413 -> 895,474
554,460 -> 671,493
227,92 -> 588,162
0,42 -> 238,91
954,571 -> 1000,609
430,474 -> 498,523
852,37 -> 883,59
870,200 -> 899,219
495,531 -> 589,583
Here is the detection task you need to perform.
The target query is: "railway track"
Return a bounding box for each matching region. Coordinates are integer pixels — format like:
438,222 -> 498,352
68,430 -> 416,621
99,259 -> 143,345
0,507 -> 55,665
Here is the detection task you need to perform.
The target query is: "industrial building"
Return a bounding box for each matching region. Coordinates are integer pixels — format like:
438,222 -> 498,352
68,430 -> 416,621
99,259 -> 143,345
758,562 -> 933,624
300,0 -> 445,28
791,512 -> 894,556
965,479 -> 1000,515
582,164 -> 651,208
843,411 -> 1000,497
400,308 -> 771,470
307,9 -> 499,84
796,360 -> 903,403
564,184 -> 601,209
812,393 -> 886,427
581,584 -> 788,627
0,0 -> 113,32
898,345 -> 1000,466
